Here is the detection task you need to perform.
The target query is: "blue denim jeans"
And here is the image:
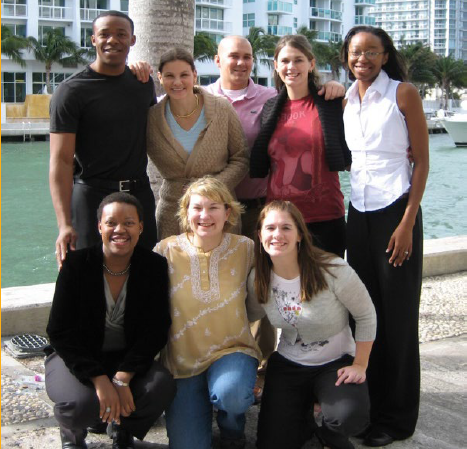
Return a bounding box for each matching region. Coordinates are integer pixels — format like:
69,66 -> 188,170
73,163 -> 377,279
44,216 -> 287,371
166,352 -> 258,449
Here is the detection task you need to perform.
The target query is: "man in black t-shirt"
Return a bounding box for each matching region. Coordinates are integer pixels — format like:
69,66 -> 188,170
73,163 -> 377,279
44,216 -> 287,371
49,10 -> 157,268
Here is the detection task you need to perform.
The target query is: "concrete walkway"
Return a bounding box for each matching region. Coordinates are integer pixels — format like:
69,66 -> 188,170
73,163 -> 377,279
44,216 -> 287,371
1,334 -> 465,449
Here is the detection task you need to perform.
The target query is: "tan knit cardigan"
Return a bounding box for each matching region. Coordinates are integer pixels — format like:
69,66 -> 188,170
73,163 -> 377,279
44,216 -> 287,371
147,88 -> 248,240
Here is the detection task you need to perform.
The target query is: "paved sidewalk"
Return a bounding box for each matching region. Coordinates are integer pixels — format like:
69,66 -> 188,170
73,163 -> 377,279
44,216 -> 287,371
2,271 -> 466,448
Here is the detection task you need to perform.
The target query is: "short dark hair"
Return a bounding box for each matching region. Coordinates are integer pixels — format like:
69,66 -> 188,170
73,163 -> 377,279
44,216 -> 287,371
341,26 -> 407,82
97,192 -> 144,222
92,10 -> 134,34
158,47 -> 196,73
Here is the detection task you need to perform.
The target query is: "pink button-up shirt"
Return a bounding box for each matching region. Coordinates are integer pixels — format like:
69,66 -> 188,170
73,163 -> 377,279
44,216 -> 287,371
204,79 -> 276,200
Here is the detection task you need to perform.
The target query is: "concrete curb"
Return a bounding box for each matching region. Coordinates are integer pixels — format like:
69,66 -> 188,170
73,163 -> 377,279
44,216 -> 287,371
2,236 -> 466,337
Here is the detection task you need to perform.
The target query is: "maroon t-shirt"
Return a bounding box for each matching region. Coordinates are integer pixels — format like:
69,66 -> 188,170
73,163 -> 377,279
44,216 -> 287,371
267,95 -> 345,223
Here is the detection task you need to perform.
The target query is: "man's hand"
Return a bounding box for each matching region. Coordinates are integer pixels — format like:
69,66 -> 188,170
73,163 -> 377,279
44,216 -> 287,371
317,80 -> 346,100
55,225 -> 77,270
128,61 -> 153,83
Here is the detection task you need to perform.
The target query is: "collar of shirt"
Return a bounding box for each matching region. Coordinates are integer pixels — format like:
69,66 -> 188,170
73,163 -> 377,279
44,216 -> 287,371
346,69 -> 390,103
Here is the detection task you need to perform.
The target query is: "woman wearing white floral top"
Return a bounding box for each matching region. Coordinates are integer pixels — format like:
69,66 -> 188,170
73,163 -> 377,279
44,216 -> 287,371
248,200 -> 376,449
154,176 -> 261,449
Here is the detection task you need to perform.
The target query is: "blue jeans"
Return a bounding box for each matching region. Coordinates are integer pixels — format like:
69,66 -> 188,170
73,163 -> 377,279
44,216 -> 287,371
166,352 -> 258,449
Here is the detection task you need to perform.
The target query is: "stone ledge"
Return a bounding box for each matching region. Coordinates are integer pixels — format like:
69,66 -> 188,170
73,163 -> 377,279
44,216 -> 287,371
2,236 -> 466,337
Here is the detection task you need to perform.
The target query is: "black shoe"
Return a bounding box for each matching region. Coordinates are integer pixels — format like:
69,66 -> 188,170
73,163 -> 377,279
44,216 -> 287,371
109,423 -> 135,449
354,425 -> 372,439
363,430 -> 394,447
60,430 -> 88,449
87,421 -> 108,434
219,436 -> 246,448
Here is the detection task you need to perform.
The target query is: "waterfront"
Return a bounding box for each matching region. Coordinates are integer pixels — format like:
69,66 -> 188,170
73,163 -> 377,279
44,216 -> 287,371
1,133 -> 467,288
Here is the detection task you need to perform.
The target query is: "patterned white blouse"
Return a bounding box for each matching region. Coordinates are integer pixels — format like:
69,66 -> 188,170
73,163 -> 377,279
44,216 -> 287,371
155,233 -> 261,378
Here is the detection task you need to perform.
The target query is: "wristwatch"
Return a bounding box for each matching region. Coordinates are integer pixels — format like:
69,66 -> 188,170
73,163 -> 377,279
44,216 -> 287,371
112,377 -> 129,387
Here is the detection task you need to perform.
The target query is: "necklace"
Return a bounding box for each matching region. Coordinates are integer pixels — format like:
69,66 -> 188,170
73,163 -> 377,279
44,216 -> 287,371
173,94 -> 199,118
103,263 -> 131,276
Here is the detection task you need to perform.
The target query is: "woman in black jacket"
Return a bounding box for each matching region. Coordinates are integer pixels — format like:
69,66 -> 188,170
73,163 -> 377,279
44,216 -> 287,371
250,34 -> 350,258
45,192 -> 175,449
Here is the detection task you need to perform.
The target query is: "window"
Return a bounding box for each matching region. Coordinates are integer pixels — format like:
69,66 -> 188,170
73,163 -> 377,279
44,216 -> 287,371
80,0 -> 108,8
198,75 -> 220,86
120,0 -> 128,12
294,17 -> 297,28
243,0 -> 255,3
32,72 -> 73,94
2,0 -> 27,16
39,26 -> 66,45
3,23 -> 26,37
39,0 -> 65,6
81,27 -> 93,48
243,13 -> 255,28
1,72 -> 26,103
196,6 -> 224,21
268,14 -> 279,26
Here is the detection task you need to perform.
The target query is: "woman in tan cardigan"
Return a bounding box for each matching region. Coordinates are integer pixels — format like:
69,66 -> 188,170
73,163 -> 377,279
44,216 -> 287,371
147,48 -> 248,240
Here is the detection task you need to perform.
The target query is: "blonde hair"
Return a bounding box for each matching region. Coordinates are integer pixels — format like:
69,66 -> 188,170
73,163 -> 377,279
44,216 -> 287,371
254,201 -> 335,304
177,176 -> 244,232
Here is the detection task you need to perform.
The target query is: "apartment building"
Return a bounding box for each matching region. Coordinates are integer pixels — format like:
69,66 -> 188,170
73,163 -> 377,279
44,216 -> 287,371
0,0 -> 392,106
370,0 -> 467,61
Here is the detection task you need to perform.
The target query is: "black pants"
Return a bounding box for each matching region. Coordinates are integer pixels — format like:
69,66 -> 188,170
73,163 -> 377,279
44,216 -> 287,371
306,216 -> 346,258
257,353 -> 369,449
71,181 -> 157,250
347,198 -> 423,439
45,352 -> 176,443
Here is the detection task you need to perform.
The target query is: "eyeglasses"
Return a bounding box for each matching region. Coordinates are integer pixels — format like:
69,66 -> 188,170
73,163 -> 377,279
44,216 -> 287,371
349,51 -> 385,60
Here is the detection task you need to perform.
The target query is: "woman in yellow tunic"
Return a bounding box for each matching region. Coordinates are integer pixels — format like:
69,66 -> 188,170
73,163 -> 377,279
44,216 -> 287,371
155,176 -> 261,449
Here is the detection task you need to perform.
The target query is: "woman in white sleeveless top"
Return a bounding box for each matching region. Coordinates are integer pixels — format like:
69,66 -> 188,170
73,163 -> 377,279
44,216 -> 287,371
341,26 -> 429,447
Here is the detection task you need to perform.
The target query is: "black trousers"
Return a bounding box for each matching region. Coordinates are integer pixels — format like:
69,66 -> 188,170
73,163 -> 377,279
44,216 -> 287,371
347,198 -> 423,439
306,216 -> 346,258
45,352 -> 176,443
257,353 -> 369,449
71,181 -> 158,250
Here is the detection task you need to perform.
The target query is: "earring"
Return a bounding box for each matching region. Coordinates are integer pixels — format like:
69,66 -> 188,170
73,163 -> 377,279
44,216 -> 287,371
139,231 -> 142,235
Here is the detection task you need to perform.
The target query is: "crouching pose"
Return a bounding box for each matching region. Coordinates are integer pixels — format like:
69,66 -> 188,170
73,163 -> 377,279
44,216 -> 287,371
248,200 -> 376,449
45,192 -> 176,449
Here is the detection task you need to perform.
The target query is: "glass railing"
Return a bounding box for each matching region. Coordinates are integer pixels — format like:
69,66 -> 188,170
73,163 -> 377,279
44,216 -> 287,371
80,8 -> 108,21
310,7 -> 342,21
1,3 -> 27,17
196,18 -> 233,33
316,31 -> 342,43
39,6 -> 72,20
355,15 -> 376,25
355,0 -> 375,4
267,25 -> 293,36
267,1 -> 293,14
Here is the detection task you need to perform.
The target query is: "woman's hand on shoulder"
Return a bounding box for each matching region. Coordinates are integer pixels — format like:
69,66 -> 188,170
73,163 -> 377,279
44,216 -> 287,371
91,375 -> 121,424
335,364 -> 367,386
318,80 -> 346,100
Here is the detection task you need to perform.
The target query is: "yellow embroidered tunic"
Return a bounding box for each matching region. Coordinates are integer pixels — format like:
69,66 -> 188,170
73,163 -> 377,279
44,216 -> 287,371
155,233 -> 261,378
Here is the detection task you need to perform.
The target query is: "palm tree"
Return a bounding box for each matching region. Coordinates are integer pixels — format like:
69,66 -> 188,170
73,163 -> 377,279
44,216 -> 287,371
432,55 -> 467,110
1,24 -> 29,67
129,0 -> 195,96
28,29 -> 89,93
399,42 -> 437,86
245,27 -> 278,83
194,32 -> 217,63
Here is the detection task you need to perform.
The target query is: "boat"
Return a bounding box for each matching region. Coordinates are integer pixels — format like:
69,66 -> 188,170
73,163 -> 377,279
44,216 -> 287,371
439,113 -> 467,147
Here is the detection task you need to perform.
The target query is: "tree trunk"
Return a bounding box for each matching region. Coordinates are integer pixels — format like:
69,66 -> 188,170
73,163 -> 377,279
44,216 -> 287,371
46,62 -> 52,93
128,0 -> 195,207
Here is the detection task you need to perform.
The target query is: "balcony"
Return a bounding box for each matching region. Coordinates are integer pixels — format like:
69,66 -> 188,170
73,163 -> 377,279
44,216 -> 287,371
267,25 -> 293,36
195,0 -> 232,8
316,31 -> 342,43
39,5 -> 72,20
196,18 -> 233,33
80,8 -> 109,22
355,0 -> 375,4
355,15 -> 376,26
267,1 -> 293,15
1,2 -> 27,17
310,7 -> 342,22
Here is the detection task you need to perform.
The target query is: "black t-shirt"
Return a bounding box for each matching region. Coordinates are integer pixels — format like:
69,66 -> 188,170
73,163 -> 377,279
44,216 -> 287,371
50,65 -> 155,180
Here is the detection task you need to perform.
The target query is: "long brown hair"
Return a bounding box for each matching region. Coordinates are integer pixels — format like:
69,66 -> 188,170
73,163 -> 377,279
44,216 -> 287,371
254,201 -> 336,304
